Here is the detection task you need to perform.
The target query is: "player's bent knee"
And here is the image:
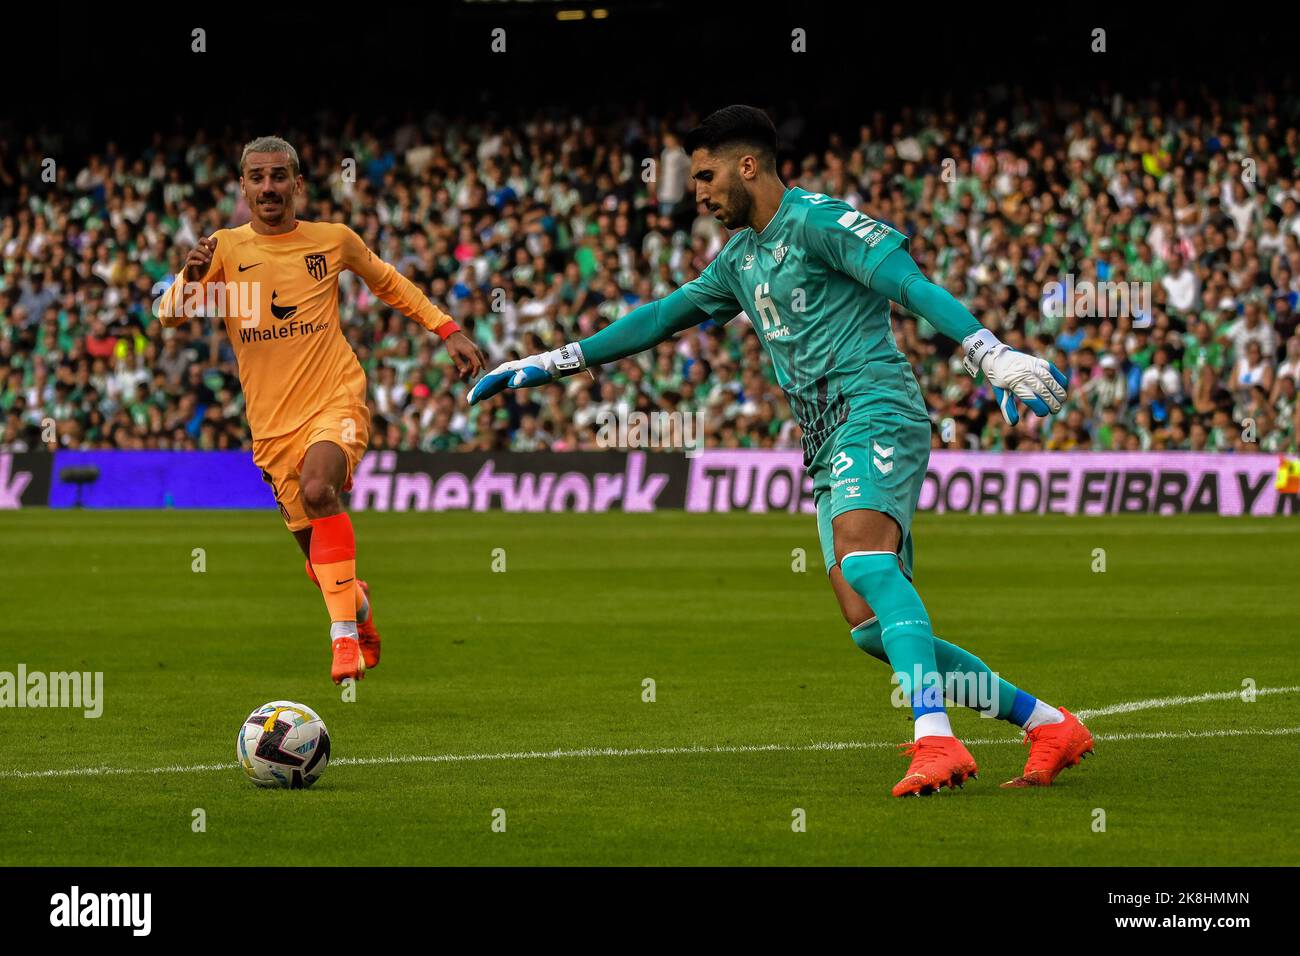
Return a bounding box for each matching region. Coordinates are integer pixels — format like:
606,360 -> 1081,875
839,551 -> 911,611
829,566 -> 873,627
850,617 -> 888,662
835,590 -> 871,627
300,478 -> 340,513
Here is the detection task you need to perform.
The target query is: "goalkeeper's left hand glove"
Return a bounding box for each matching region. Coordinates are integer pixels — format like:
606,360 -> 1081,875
467,342 -> 586,405
962,328 -> 1069,426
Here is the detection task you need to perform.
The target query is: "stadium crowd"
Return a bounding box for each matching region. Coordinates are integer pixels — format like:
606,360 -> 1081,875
3,90 -> 1300,456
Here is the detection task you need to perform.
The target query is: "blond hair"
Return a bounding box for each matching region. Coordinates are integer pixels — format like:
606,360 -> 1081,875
240,136 -> 300,176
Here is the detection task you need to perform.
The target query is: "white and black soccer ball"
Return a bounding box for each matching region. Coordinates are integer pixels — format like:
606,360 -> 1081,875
237,700 -> 331,789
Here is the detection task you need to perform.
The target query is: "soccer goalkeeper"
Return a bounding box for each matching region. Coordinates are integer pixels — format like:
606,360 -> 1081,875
469,106 -> 1095,796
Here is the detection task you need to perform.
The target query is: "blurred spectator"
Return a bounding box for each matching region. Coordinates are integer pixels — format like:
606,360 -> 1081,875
4,90 -> 1300,456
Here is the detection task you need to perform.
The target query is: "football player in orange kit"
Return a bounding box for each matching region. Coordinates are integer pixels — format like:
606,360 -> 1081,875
159,136 -> 486,684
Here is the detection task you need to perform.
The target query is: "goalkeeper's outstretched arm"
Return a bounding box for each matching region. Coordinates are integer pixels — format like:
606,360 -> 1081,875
468,288 -> 709,404
802,196 -> 1067,425
868,246 -> 1068,425
868,246 -> 982,343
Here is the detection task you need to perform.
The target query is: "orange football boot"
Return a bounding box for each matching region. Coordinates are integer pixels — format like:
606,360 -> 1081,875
331,637 -> 366,684
1001,707 -> 1094,788
892,735 -> 979,797
356,580 -> 381,669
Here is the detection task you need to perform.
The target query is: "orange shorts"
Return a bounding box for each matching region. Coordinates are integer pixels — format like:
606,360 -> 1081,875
252,398 -> 370,532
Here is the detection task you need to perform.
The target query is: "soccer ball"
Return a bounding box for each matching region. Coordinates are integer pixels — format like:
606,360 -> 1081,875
236,700 -> 331,789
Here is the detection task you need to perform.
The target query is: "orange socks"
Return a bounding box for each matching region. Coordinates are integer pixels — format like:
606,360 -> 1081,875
304,557 -> 368,618
309,513 -> 357,638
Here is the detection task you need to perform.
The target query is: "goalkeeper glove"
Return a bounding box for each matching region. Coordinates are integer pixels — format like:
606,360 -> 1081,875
962,328 -> 1069,426
468,342 -> 586,405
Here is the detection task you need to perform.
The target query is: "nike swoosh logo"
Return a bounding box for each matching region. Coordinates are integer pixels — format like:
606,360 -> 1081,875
336,577 -> 354,586
238,262 -> 263,272
269,291 -> 297,321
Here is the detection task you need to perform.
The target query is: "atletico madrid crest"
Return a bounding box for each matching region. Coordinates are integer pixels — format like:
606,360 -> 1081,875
304,253 -> 327,281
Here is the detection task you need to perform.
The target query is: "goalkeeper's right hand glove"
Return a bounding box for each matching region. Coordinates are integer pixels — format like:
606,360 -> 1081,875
468,342 -> 586,405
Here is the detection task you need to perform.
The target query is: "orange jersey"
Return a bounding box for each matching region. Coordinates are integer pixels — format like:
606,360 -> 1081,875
159,220 -> 457,439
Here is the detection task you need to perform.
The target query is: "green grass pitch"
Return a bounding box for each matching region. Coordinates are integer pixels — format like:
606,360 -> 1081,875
2,508 -> 1297,865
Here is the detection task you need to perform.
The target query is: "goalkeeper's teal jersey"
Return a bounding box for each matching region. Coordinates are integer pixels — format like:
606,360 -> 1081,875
681,186 -> 922,461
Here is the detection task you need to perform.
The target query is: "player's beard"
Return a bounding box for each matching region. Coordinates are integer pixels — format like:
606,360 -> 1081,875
722,182 -> 753,230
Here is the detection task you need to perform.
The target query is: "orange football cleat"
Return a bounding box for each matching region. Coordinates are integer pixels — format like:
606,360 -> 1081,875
356,580 -> 381,669
331,637 -> 366,684
892,735 -> 979,797
1001,707 -> 1094,788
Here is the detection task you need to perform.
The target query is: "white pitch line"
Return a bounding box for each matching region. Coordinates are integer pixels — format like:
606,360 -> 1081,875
1075,685 -> 1300,719
1087,726 -> 1300,744
3,726 -> 1299,782
2,685 -> 1297,782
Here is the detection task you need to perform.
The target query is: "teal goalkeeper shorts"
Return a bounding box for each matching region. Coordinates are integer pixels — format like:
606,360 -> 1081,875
810,389 -> 933,580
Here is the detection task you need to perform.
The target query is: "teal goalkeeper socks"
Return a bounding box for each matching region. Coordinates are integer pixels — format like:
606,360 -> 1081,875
850,618 -> 1025,721
838,552 -> 945,719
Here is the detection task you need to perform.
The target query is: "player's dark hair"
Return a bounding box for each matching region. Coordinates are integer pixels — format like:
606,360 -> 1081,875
684,105 -> 778,169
